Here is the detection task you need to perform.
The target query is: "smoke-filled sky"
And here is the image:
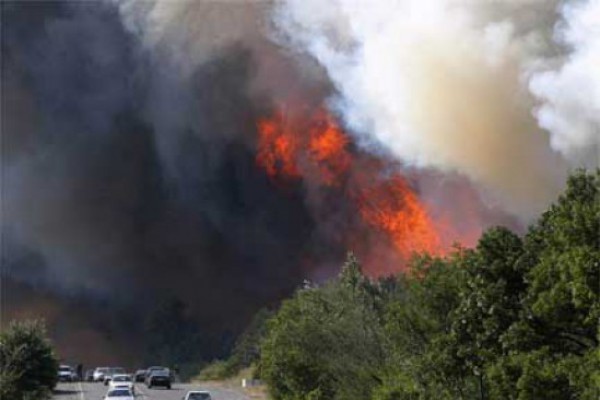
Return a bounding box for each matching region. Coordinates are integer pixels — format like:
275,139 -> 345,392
1,0 -> 598,365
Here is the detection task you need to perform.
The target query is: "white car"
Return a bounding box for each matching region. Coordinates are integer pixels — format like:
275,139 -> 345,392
58,365 -> 77,382
109,374 -> 134,393
184,391 -> 212,400
103,388 -> 134,400
94,367 -> 110,382
103,367 -> 126,385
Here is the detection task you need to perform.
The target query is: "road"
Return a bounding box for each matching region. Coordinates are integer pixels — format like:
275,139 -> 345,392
53,382 -> 251,400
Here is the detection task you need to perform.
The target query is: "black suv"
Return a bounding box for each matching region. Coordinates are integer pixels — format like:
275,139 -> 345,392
145,367 -> 171,389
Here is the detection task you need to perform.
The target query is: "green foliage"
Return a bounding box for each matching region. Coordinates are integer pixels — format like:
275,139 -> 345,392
0,319 -> 58,400
383,254 -> 477,399
229,308 -> 273,372
195,308 -> 273,381
256,170 -> 600,399
261,253 -> 388,400
196,359 -> 236,381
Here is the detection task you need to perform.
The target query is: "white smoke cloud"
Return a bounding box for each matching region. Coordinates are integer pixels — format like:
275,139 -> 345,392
272,0 -> 590,219
529,0 -> 600,167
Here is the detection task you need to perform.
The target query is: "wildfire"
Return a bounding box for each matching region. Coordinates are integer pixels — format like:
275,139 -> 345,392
256,113 -> 300,178
355,175 -> 443,257
256,105 -> 450,273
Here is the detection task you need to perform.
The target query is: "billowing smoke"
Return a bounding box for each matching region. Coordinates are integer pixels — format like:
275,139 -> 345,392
1,0 -> 319,365
2,0 -> 594,366
273,0 -> 598,218
529,0 -> 600,166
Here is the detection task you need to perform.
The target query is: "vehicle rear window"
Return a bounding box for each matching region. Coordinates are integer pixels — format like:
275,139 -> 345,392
108,389 -> 131,397
189,393 -> 211,400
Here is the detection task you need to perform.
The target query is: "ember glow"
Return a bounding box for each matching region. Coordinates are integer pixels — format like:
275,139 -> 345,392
256,106 -> 462,273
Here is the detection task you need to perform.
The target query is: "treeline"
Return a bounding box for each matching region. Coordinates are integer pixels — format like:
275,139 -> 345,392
249,170 -> 599,399
0,320 -> 59,400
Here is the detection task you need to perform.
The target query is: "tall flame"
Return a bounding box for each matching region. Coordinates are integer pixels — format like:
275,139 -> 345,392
256,105 -> 456,273
354,175 -> 442,257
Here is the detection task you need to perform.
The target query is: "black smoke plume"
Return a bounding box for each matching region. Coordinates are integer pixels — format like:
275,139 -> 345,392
1,0 -> 335,366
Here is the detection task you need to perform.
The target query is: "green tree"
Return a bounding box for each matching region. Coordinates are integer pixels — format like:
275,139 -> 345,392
380,253 -> 476,400
229,308 -> 273,372
492,169 -> 600,399
0,319 -> 58,400
260,254 -> 387,400
448,227 -> 527,398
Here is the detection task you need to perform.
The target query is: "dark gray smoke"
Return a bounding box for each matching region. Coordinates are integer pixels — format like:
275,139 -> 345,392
1,0 -> 335,365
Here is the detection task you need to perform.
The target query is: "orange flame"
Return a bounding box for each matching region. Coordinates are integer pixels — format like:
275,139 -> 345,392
355,175 -> 443,258
256,105 -> 452,273
256,112 -> 300,178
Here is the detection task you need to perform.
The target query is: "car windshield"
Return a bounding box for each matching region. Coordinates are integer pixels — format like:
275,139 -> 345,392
107,389 -> 131,397
59,367 -> 71,372
151,370 -> 169,377
113,376 -> 131,382
189,393 -> 211,400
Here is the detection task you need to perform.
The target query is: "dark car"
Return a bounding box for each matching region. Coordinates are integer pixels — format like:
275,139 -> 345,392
134,369 -> 146,382
145,369 -> 171,389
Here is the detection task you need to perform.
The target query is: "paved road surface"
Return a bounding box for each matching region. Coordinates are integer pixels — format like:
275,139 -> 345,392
53,382 -> 250,400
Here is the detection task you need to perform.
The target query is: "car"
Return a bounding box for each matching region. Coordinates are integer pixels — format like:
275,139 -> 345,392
94,367 -> 110,382
109,374 -> 134,393
145,366 -> 170,376
146,369 -> 171,389
57,365 -> 77,382
143,366 -> 169,384
103,367 -> 126,385
84,369 -> 94,382
134,369 -> 146,382
184,391 -> 212,400
102,388 -> 134,400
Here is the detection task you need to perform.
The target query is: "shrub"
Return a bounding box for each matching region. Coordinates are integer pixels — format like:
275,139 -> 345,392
0,319 -> 58,400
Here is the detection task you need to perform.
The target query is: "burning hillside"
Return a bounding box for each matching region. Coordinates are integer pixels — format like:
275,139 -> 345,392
255,106 -> 467,274
3,0 -> 595,366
